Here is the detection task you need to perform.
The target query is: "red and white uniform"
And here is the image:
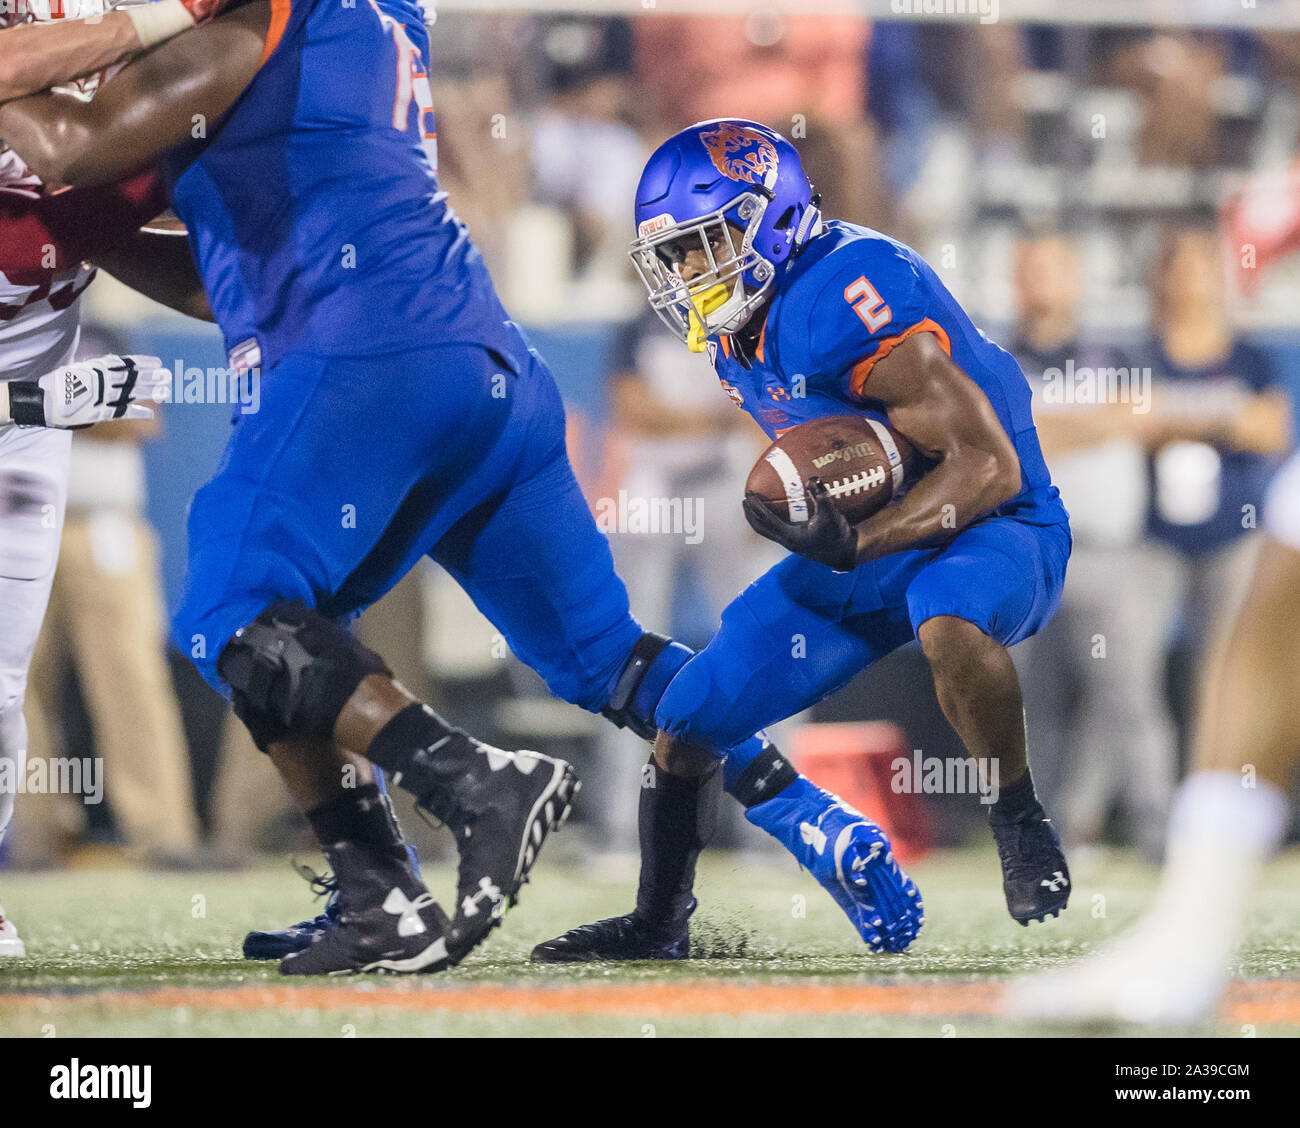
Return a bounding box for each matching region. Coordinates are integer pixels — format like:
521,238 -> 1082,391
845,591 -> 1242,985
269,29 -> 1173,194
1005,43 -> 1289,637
0,149 -> 94,380
0,149 -> 165,843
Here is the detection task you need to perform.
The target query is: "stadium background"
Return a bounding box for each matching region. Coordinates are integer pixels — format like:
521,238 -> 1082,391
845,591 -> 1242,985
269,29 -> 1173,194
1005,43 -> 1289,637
6,0 -> 1300,930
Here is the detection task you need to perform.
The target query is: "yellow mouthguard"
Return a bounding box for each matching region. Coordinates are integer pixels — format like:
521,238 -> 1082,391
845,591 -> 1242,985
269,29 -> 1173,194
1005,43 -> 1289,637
686,284 -> 732,353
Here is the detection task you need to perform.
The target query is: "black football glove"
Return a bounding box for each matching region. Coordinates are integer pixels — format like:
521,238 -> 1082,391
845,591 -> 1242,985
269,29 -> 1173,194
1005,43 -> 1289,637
743,477 -> 860,572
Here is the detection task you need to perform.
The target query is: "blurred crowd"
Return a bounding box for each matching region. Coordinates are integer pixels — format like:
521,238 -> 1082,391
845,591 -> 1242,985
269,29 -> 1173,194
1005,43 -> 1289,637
6,11 -> 1300,873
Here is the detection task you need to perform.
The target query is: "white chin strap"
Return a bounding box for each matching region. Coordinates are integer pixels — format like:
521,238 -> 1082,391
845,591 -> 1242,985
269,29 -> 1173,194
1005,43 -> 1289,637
795,203 -> 824,248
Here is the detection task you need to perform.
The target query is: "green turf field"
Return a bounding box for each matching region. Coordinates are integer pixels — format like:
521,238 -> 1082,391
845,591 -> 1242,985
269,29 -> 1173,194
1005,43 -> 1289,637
2,846 -> 1297,1037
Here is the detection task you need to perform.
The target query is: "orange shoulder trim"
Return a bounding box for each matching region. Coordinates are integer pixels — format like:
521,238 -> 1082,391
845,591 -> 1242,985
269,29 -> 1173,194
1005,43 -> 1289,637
260,0 -> 292,66
847,318 -> 951,399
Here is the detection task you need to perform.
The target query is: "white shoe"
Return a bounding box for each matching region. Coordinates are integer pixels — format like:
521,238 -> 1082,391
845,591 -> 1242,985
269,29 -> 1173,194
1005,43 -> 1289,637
0,904 -> 26,957
1002,922 -> 1227,1025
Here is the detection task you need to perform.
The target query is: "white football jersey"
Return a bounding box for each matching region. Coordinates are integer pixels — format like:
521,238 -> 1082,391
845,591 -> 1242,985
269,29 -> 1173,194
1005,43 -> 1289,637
0,149 -> 94,384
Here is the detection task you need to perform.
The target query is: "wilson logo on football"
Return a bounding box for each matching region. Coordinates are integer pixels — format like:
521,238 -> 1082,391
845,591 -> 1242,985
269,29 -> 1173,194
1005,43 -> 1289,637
811,441 -> 876,470
700,122 -> 779,184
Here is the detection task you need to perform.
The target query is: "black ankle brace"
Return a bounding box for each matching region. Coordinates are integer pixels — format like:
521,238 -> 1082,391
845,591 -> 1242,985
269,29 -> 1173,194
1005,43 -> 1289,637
366,702 -> 477,819
728,744 -> 798,808
306,783 -> 404,849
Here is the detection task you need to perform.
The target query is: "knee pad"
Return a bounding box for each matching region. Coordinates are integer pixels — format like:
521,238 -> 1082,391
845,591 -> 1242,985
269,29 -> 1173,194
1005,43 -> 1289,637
601,632 -> 694,741
217,600 -> 390,751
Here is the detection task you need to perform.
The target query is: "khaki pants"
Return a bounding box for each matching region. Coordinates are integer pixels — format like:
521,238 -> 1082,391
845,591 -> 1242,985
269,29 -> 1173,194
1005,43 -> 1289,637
15,513 -> 199,862
1014,534 -> 1259,859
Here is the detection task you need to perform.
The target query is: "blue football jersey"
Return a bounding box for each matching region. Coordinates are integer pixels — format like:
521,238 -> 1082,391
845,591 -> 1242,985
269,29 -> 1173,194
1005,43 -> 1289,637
707,220 -> 1068,527
163,0 -> 524,371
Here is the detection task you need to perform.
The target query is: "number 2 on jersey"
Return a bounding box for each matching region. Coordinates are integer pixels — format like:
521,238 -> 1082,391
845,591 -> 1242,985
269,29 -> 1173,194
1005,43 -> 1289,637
845,276 -> 891,333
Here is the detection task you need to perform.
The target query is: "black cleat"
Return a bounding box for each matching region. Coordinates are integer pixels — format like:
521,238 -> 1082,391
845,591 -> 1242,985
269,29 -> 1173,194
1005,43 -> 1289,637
991,810 -> 1071,926
530,900 -> 696,964
417,742 -> 580,964
369,705 -> 581,965
280,842 -> 450,976
243,865 -> 339,961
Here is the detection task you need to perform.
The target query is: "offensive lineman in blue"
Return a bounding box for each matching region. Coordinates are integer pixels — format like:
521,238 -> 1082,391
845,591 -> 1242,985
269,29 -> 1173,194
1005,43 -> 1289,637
0,6 -> 946,971
536,119 -> 1076,959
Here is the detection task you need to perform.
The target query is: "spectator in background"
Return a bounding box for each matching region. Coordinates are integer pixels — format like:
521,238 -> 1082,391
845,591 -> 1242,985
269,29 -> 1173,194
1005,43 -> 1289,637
604,311 -> 769,641
869,22 -> 1028,194
634,13 -> 889,228
1096,31 -> 1226,169
424,12 -> 533,277
866,23 -> 942,200
1009,230 -> 1178,861
13,328 -> 201,868
1140,220 -> 1291,722
527,16 -> 646,289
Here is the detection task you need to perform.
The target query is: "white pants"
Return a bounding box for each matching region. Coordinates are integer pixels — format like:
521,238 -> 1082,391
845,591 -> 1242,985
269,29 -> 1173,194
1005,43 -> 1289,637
0,423 -> 69,843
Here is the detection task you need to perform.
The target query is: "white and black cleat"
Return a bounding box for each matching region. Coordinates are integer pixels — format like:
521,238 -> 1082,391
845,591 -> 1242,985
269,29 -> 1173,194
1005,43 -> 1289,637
0,904 -> 25,958
427,745 -> 580,965
279,842 -> 451,976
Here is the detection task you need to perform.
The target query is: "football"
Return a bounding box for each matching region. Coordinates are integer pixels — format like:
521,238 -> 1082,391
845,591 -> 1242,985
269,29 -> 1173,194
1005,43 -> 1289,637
746,415 -> 914,525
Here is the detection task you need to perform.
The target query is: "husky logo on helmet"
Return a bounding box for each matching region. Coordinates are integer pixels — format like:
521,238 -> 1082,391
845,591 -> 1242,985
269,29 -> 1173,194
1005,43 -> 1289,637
699,122 -> 779,185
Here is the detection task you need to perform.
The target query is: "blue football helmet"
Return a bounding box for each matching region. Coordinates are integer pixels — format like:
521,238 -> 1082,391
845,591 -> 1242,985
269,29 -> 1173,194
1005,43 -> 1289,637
630,119 -> 821,352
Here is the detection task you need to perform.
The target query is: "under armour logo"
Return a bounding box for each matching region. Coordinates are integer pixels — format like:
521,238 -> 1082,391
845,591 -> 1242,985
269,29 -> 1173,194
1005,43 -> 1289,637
800,821 -> 827,855
382,887 -> 436,937
1041,871 -> 1069,892
460,876 -> 504,919
851,842 -> 882,872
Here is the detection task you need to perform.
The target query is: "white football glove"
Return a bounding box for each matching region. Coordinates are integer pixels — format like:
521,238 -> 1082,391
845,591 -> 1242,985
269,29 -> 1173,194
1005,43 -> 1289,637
1,355 -> 170,429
